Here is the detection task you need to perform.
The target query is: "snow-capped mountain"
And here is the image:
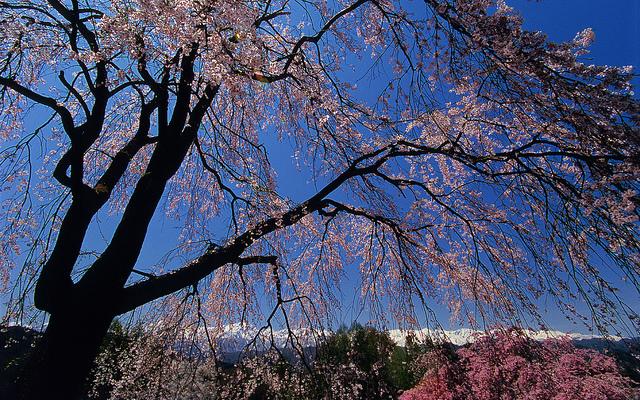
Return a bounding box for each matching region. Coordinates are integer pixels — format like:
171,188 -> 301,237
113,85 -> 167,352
387,327 -> 620,347
213,324 -> 632,352
210,323 -> 324,353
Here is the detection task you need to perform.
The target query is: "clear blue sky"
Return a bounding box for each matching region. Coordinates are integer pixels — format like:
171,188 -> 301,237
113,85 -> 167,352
508,0 -> 639,74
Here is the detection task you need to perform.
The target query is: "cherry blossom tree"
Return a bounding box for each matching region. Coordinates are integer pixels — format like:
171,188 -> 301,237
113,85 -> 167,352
401,327 -> 637,400
460,327 -> 636,400
1,0 -> 639,397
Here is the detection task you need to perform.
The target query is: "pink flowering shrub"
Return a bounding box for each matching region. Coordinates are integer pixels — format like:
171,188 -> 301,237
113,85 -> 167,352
399,341 -> 470,400
399,372 -> 455,400
402,327 -> 637,400
539,339 -> 635,400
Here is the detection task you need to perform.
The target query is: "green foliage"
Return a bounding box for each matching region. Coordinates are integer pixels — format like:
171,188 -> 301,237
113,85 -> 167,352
311,323 -> 438,399
386,332 -> 442,392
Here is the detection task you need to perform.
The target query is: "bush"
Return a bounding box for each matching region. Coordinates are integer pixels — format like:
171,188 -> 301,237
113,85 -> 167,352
402,327 -> 638,400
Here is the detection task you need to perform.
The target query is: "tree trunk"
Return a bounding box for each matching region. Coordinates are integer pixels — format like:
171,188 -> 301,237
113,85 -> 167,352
7,308 -> 114,400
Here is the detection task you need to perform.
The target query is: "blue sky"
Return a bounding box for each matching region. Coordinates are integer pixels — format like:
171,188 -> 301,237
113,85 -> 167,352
508,0 -> 639,74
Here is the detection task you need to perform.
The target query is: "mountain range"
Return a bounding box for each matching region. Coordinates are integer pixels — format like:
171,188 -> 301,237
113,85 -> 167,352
214,323 -> 638,353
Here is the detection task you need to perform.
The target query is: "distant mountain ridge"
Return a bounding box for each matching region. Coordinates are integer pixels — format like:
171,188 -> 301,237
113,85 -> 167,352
214,324 -> 638,353
2,323 -> 637,355
387,327 -> 629,347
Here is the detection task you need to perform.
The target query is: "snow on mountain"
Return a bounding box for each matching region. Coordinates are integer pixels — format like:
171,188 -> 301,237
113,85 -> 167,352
388,327 -> 477,347
388,327 -> 619,347
208,323 -> 323,353
211,324 -> 628,352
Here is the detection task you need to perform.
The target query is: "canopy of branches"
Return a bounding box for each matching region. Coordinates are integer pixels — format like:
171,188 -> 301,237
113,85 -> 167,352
1,0 -> 639,338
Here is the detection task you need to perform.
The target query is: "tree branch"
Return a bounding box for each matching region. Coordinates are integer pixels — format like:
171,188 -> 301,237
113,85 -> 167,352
0,76 -> 76,136
116,143 -> 403,313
